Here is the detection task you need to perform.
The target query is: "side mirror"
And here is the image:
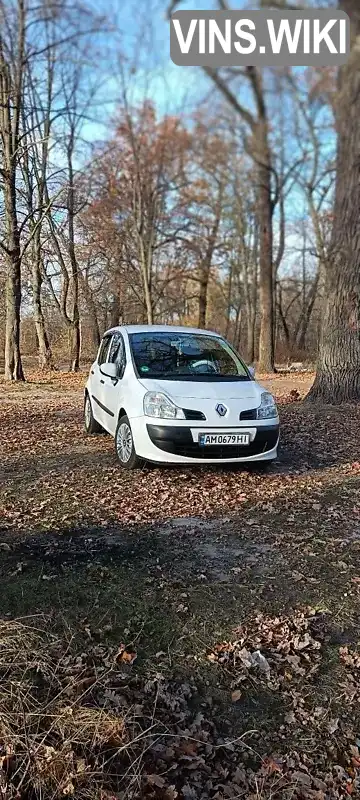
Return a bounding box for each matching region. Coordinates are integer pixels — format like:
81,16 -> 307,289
248,365 -> 255,379
100,362 -> 119,379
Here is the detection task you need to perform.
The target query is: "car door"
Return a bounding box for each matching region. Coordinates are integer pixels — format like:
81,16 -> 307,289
90,334 -> 113,429
97,332 -> 127,434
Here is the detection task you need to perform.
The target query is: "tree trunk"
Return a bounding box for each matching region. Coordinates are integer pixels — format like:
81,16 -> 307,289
198,262 -> 210,328
225,261 -> 233,339
0,0 -> 25,382
308,0 -> 360,403
197,202 -> 222,330
67,142 -> 81,372
140,250 -> 153,324
89,317 -> 101,353
5,251 -> 24,381
109,294 -> 120,328
4,176 -> 24,381
277,294 -> 290,348
254,122 -> 275,372
247,309 -> 256,363
79,271 -> 101,353
144,286 -> 153,324
85,302 -> 100,354
296,269 -> 320,352
234,307 -> 242,350
246,261 -> 258,364
32,252 -> 54,370
69,321 -> 80,372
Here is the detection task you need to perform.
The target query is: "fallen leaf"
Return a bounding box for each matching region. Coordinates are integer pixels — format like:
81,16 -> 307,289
251,649 -> 271,677
62,781 -> 75,795
164,788 -> 178,800
146,774 -> 166,788
285,710 -> 296,724
115,644 -> 137,665
263,757 -> 282,774
292,770 -> 312,787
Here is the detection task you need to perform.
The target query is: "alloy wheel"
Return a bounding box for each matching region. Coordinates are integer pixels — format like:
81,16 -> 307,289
84,395 -> 92,428
117,422 -> 133,463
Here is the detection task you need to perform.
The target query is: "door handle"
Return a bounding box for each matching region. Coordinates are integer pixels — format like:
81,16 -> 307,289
91,370 -> 94,375
100,379 -> 104,384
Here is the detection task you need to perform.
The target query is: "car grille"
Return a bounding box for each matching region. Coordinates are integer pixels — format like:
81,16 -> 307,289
154,441 -> 273,459
164,444 -> 262,459
239,408 -> 257,420
146,425 -> 279,460
182,408 -> 206,420
183,409 -> 257,421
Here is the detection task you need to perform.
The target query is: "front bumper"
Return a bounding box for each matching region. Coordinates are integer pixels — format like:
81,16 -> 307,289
131,418 -> 279,463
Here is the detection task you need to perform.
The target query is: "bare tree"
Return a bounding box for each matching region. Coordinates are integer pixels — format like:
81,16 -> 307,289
85,100 -> 191,326
227,174 -> 259,361
201,64 -> 276,370
285,70 -> 334,351
0,0 -> 26,380
42,31 -> 104,371
0,0 -> 105,378
178,120 -> 231,329
167,0 -> 278,371
21,36 -> 58,370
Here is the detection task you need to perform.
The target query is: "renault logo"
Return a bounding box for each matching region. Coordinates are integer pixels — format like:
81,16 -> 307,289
215,403 -> 227,417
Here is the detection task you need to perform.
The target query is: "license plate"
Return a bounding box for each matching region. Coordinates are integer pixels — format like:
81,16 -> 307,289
198,432 -> 250,446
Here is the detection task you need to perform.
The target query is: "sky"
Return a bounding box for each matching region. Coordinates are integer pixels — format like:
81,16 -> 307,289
82,0 -> 225,139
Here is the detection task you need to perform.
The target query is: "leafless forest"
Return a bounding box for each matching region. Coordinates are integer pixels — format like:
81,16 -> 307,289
2,0 -> 358,400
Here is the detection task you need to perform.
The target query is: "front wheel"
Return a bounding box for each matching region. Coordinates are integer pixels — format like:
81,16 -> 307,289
115,415 -> 142,469
84,393 -> 103,434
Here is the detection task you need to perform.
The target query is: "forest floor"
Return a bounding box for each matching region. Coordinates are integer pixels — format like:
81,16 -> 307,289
1,369 -> 360,799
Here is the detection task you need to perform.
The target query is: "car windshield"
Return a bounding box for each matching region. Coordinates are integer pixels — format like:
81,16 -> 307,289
129,332 -> 250,381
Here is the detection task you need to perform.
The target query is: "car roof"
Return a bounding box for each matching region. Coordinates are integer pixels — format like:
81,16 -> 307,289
104,324 -> 223,338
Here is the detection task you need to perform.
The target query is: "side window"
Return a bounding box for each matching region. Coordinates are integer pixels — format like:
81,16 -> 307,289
98,336 -> 111,365
108,333 -> 126,376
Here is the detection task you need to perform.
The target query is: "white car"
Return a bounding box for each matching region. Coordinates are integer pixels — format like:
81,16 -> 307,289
84,325 -> 279,469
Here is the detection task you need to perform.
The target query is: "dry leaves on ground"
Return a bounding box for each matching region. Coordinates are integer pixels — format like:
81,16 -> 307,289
2,612 -> 360,800
1,374 -> 360,533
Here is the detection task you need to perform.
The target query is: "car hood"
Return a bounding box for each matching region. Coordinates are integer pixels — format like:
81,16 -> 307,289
138,378 -> 263,402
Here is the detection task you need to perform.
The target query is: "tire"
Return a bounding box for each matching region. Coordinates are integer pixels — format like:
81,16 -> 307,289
84,393 -> 103,434
115,415 -> 142,469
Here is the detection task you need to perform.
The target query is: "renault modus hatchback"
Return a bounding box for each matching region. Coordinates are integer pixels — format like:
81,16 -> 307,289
84,325 -> 279,469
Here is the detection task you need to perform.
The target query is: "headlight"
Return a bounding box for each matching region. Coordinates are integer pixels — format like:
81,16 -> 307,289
256,392 -> 278,419
143,391 -> 185,419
